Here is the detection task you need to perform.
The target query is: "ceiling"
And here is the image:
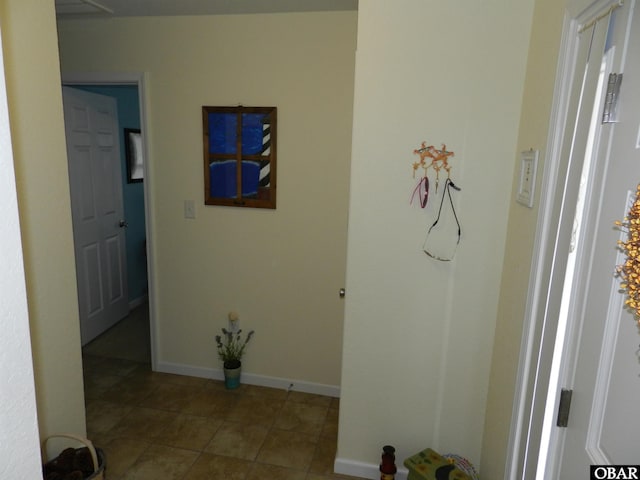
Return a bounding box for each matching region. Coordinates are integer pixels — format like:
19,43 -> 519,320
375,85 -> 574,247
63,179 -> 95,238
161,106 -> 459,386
55,0 -> 358,19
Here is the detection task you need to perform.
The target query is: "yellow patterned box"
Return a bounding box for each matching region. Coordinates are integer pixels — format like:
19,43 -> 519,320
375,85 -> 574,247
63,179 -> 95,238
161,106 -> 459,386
403,448 -> 471,480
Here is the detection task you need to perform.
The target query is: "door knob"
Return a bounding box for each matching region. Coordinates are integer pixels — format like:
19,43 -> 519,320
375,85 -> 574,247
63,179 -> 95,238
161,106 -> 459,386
119,220 -> 128,228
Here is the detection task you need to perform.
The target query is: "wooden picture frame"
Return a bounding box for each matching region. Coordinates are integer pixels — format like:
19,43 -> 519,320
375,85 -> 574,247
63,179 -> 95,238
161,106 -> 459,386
202,106 -> 277,209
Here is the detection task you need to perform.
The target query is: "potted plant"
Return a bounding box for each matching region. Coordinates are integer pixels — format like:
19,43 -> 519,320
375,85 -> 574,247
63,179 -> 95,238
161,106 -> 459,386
215,312 -> 254,389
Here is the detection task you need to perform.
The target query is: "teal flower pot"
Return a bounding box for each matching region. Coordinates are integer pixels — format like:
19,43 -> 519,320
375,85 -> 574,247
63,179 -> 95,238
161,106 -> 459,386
223,362 -> 241,389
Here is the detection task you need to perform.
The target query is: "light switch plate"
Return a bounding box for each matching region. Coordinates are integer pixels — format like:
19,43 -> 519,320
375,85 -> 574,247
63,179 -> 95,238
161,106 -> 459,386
516,149 -> 538,208
184,200 -> 196,219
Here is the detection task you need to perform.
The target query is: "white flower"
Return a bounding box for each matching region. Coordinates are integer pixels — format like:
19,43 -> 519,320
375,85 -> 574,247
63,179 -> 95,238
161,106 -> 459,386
228,311 -> 239,322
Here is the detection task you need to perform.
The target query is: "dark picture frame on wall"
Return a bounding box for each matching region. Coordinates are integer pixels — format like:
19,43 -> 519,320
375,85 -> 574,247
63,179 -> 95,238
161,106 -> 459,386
202,106 -> 277,209
124,128 -> 143,183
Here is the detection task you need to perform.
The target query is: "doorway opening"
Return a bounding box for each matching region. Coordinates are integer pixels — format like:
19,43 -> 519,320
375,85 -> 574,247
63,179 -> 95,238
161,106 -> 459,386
62,72 -> 156,369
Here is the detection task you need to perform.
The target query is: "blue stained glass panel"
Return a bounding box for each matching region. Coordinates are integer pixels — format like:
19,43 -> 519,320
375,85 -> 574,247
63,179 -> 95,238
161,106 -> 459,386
209,113 -> 237,154
209,160 -> 260,198
242,113 -> 268,155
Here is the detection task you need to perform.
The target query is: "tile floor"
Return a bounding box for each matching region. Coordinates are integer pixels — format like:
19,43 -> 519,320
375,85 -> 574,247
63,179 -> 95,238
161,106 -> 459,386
83,351 -> 361,480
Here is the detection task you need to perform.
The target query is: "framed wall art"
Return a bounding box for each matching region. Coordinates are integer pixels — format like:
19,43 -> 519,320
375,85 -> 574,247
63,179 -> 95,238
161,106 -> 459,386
202,106 -> 277,209
124,128 -> 143,183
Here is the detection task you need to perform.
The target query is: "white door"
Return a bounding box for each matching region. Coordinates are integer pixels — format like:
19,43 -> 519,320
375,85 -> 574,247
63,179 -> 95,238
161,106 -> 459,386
547,1 -> 640,476
63,87 -> 129,345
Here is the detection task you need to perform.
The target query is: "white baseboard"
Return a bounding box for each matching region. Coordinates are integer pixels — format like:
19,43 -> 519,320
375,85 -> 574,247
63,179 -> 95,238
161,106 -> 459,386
128,295 -> 148,309
155,360 -> 341,398
156,361 -> 217,380
334,457 -> 408,480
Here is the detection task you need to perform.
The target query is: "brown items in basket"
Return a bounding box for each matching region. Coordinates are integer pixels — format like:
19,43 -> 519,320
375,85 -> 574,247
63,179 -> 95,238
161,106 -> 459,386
43,447 -> 95,480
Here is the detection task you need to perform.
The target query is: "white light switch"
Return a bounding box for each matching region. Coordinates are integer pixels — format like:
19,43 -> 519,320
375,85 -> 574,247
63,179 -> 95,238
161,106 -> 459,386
516,149 -> 538,208
184,200 -> 196,219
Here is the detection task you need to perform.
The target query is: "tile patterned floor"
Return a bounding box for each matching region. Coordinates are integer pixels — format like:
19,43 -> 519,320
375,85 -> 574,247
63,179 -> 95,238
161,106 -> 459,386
83,354 -> 361,480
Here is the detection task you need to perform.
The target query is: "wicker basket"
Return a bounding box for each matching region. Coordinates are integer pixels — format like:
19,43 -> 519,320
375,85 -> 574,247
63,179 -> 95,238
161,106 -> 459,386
43,434 -> 106,480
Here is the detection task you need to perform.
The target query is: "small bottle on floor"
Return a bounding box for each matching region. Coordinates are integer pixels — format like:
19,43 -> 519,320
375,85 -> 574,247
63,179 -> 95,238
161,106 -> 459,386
380,445 -> 397,480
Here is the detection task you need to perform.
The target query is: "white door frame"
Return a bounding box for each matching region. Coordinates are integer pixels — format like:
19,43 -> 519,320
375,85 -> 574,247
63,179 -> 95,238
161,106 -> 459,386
505,1 -> 624,478
61,71 -> 157,370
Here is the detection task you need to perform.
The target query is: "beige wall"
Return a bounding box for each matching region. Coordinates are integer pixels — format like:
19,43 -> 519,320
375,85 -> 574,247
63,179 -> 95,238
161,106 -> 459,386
338,0 -> 534,472
481,0 -> 599,477
1,0 -> 86,440
57,12 -> 357,387
480,0 -> 565,477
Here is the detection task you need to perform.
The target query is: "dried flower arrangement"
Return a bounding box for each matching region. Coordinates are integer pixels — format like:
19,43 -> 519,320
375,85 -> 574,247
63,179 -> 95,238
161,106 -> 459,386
615,184 -> 640,324
214,311 -> 255,369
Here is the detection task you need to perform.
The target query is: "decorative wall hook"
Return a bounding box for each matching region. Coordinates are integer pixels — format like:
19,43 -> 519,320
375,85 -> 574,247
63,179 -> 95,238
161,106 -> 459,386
411,141 -> 456,207
410,140 -> 462,259
413,142 -> 454,175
